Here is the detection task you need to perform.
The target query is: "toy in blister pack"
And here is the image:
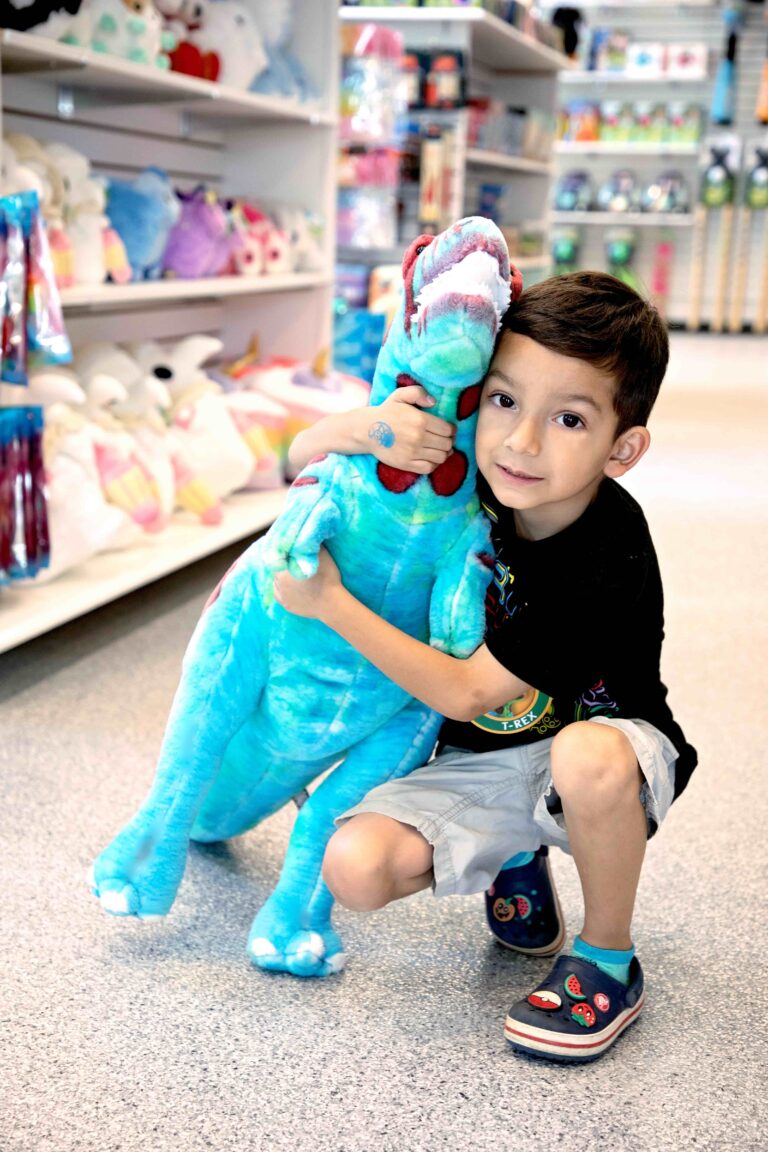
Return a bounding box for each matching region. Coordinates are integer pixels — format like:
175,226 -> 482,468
23,193 -> 72,368
597,169 -> 641,213
0,406 -> 50,582
553,170 -> 593,212
1,196 -> 28,386
641,170 -> 690,214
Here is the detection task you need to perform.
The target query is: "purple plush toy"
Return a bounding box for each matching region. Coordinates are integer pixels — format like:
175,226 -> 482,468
161,187 -> 240,279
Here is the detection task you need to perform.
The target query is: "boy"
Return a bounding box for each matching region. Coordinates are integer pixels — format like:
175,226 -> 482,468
276,272 -> 697,1063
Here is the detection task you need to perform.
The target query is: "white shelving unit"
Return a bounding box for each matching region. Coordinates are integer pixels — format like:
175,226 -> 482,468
0,3 -> 338,651
339,6 -> 570,279
552,210 -> 693,227
555,141 -> 699,156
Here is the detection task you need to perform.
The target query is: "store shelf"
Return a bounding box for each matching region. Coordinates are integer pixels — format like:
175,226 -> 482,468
555,141 -> 700,156
561,70 -> 708,85
0,30 -> 335,125
339,6 -> 572,73
59,273 -> 333,311
551,210 -> 694,226
0,487 -> 288,654
467,149 -> 554,174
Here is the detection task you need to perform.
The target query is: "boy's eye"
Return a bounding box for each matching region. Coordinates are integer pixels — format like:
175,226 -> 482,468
557,412 -> 584,429
491,392 -> 515,409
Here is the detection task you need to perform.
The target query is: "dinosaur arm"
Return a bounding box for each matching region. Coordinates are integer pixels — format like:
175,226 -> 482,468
274,551 -> 531,722
429,515 -> 495,659
287,386 -> 454,476
262,454 -> 345,579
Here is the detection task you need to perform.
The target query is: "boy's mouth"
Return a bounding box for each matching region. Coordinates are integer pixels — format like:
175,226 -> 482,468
497,464 -> 543,484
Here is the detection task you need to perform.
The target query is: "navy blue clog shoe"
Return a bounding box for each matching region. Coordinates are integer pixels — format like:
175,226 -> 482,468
504,953 -> 645,1063
485,846 -> 565,956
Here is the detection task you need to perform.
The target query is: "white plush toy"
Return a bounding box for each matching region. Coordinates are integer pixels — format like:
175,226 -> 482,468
127,337 -> 254,499
190,0 -> 267,88
74,350 -> 167,532
89,0 -> 175,66
23,368 -> 139,580
43,142 -> 108,287
4,132 -> 75,287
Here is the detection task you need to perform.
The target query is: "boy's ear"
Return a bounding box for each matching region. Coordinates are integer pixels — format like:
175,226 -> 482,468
603,426 -> 651,478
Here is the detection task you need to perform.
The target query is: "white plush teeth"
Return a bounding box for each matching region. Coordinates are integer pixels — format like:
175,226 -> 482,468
415,250 -> 511,330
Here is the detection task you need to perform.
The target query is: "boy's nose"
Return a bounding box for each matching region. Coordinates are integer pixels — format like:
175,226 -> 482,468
504,417 -> 540,455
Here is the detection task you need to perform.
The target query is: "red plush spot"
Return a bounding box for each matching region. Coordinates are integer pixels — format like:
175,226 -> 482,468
376,463 -> 420,493
308,454 -> 328,465
429,451 -> 467,497
203,561 -> 238,612
477,551 -> 495,569
456,384 -> 481,421
396,373 -> 419,389
292,475 -> 319,488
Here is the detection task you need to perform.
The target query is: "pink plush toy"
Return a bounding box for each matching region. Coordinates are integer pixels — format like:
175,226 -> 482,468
232,202 -> 291,276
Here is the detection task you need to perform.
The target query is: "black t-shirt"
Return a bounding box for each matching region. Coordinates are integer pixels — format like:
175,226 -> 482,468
440,476 -> 697,801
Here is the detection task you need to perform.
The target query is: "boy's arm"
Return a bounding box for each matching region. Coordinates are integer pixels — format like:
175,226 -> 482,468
274,549 -> 532,722
287,385 -> 455,475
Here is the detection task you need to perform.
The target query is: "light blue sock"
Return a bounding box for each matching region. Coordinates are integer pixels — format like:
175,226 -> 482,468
573,935 -> 635,986
499,851 -> 535,871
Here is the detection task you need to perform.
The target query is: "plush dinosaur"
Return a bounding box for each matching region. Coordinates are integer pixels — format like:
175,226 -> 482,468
88,216 -> 520,977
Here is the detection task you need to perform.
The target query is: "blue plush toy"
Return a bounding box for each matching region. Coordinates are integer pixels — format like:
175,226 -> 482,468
105,167 -> 180,281
88,217 -> 520,976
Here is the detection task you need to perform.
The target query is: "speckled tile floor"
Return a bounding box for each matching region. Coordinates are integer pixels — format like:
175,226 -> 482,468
1,334 -> 766,1152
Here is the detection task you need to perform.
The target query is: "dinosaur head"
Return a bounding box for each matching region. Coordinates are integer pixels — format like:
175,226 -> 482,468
390,216 -> 520,395
370,218 -> 522,503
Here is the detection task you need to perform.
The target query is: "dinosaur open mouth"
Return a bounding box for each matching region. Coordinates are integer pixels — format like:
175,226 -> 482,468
413,249 -> 511,335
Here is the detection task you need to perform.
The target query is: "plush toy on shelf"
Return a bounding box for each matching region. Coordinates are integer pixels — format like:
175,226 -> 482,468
4,133 -> 75,289
187,0 -> 267,89
19,367 -> 139,581
88,0 -> 175,67
162,187 -> 239,279
272,205 -> 325,273
88,216 -> 516,978
105,167 -> 180,281
248,0 -> 318,102
74,351 -> 166,532
88,343 -> 224,525
231,202 -> 291,277
127,336 -> 254,498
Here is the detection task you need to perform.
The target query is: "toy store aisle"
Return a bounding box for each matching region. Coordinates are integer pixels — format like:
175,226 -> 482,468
1,334 -> 766,1152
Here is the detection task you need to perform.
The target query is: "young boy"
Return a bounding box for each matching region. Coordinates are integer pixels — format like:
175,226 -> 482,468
276,272 -> 697,1063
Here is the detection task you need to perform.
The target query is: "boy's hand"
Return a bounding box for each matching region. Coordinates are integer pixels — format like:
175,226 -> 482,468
367,386 -> 454,474
273,546 -> 342,621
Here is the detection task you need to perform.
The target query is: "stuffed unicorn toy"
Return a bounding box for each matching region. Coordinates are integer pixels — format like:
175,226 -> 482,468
89,217 -> 520,977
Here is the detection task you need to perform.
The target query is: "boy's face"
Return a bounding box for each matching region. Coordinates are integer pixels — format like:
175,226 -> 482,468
475,332 -> 649,540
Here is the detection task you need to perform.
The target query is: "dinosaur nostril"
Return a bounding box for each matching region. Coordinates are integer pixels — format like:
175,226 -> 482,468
153,366 -> 173,380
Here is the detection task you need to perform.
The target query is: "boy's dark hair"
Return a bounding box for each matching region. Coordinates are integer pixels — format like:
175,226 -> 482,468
501,271 -> 669,433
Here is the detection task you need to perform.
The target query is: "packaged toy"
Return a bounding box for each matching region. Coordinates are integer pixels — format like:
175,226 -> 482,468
89,217 -> 518,977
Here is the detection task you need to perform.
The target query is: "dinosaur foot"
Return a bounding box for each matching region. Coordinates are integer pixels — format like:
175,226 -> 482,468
88,814 -> 187,919
248,919 -> 346,979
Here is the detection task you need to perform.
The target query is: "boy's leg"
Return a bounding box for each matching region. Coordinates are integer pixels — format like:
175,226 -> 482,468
550,720 -> 646,950
323,813 -> 435,912
505,720 -> 657,1063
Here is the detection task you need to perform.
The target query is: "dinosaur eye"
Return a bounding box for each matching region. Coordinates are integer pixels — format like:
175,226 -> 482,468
415,244 -> 427,254
402,233 -> 433,276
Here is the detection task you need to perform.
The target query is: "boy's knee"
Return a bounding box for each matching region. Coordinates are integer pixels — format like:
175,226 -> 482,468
322,817 -> 393,912
551,721 -> 639,804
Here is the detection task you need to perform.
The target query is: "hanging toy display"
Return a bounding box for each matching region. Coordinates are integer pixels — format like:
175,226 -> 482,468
552,227 -> 581,274
553,170 -> 593,212
597,169 -> 641,214
604,228 -> 642,293
1,189 -> 73,582
729,143 -> 768,333
641,170 -> 690,215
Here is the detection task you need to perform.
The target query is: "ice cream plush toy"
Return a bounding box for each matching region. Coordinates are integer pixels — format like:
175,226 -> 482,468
89,217 -> 519,977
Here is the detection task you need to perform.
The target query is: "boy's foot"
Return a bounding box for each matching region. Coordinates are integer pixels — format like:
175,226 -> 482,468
485,846 -> 565,956
504,954 -> 645,1063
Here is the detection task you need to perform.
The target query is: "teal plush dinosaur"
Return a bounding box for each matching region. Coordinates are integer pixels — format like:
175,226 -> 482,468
89,217 -> 519,977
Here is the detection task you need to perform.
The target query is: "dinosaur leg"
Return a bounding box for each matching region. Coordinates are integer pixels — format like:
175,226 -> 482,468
89,558 -> 268,919
248,702 -> 443,978
190,719 -> 336,843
